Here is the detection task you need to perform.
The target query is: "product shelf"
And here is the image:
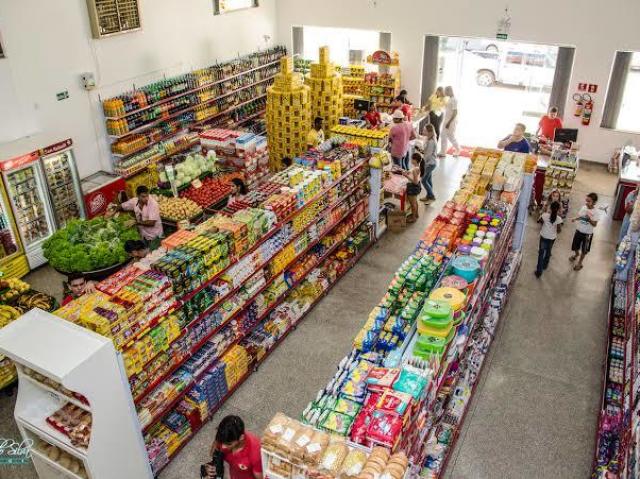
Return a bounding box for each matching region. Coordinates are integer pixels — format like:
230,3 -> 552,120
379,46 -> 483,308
105,59 -> 282,121
178,159 -> 368,305
153,235 -> 374,476
190,93 -> 268,129
20,373 -> 90,413
108,75 -> 274,141
28,447 -> 86,479
139,206 -> 370,430
117,139 -> 201,179
126,170 -> 368,367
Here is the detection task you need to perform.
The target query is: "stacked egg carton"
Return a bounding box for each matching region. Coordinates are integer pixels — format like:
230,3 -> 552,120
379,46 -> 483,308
266,57 -> 311,169
307,46 -> 344,131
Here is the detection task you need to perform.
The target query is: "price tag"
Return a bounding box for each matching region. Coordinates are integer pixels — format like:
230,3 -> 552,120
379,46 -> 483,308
165,165 -> 178,198
191,178 -> 203,189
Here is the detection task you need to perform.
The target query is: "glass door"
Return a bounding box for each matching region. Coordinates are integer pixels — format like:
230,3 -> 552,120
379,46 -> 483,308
5,164 -> 52,248
0,185 -> 21,262
41,150 -> 84,228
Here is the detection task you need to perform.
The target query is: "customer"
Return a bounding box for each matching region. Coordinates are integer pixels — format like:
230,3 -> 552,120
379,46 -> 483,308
227,178 -> 248,208
439,86 -> 459,157
427,87 -> 446,140
619,185 -> 639,242
395,153 -> 423,223
391,98 -> 412,122
124,239 -> 149,261
535,201 -> 563,278
541,189 -> 563,215
498,123 -> 531,153
306,117 -> 325,149
389,109 -> 416,169
205,415 -> 263,479
363,102 -> 382,128
536,106 -> 563,141
62,273 -> 95,306
570,192 -> 602,271
395,89 -> 412,105
420,124 -> 438,204
119,185 -> 163,250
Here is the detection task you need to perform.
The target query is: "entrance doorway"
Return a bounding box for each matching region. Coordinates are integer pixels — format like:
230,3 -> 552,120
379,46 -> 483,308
435,37 -> 565,150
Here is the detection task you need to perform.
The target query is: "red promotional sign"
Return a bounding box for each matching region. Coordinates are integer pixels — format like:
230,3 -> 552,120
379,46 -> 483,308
0,151 -> 39,172
39,138 -> 72,156
578,83 -> 587,91
371,50 -> 392,65
83,176 -> 126,218
588,84 -> 598,93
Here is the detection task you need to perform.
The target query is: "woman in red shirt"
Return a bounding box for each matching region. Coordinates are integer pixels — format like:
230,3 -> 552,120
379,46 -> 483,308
537,106 -> 563,141
206,416 -> 263,479
363,103 -> 382,128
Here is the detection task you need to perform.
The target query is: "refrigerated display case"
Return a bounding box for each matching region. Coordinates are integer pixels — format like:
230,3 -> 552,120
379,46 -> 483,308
0,152 -> 56,269
80,171 -> 126,219
39,139 -> 85,228
0,179 -> 29,278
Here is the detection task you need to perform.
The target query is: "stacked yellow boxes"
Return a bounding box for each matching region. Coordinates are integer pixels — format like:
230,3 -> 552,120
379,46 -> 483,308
266,57 -> 311,169
307,47 -> 344,131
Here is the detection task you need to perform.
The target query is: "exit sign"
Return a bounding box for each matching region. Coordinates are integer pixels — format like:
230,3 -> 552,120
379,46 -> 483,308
496,33 -> 508,40
56,90 -> 69,101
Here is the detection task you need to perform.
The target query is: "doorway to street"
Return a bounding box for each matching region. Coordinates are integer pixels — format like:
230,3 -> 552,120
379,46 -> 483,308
435,36 -> 562,151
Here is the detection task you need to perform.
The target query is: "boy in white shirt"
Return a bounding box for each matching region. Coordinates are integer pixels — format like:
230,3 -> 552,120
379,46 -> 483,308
570,192 -> 602,271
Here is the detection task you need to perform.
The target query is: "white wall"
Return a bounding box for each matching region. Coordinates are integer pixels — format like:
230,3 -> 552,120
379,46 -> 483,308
0,0 -> 278,177
275,0 -> 640,164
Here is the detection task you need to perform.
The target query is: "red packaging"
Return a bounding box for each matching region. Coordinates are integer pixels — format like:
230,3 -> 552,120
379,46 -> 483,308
366,410 -> 403,449
366,367 -> 400,393
376,389 -> 412,416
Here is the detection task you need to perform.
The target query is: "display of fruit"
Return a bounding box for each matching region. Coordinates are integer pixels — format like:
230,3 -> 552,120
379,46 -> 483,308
15,291 -> 57,312
180,176 -> 233,208
0,305 -> 21,327
0,278 -> 29,302
158,153 -> 217,188
157,195 -> 203,222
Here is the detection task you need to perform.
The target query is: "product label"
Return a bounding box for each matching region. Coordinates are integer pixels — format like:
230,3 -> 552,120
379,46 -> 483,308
306,443 -> 322,453
295,435 -> 310,447
282,428 -> 295,442
269,424 -> 283,434
191,179 -> 203,189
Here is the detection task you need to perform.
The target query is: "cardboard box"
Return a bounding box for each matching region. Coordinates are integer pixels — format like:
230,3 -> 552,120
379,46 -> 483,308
387,209 -> 407,232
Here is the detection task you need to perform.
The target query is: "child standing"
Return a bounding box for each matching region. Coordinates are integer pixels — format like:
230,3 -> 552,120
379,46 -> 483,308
397,153 -> 424,224
420,124 -> 438,204
535,201 -> 562,278
570,192 -> 602,271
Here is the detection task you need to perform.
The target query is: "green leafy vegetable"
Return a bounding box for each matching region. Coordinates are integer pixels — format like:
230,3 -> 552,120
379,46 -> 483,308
43,216 -> 140,273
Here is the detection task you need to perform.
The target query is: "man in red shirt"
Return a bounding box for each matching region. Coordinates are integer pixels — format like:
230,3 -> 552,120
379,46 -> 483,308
62,273 -> 95,306
537,106 -> 563,141
206,416 -> 263,479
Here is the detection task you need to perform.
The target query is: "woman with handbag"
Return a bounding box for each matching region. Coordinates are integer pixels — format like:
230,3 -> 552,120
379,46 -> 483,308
204,416 -> 263,479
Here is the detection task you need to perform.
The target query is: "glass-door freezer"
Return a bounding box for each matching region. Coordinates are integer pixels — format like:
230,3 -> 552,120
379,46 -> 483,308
0,152 -> 56,269
39,140 -> 86,228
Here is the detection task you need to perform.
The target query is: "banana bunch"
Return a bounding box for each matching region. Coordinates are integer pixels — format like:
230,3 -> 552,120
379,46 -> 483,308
16,292 -> 54,311
0,305 -> 21,327
0,278 -> 30,302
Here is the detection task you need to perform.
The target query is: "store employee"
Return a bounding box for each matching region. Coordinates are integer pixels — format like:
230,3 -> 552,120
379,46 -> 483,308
498,123 -> 531,154
119,185 -> 163,250
306,117 -> 325,149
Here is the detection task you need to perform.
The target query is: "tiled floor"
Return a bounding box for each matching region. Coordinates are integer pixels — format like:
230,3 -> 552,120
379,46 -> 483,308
0,159 -> 617,479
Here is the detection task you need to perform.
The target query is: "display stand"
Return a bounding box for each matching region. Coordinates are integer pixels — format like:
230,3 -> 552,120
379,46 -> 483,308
542,146 -> 579,218
0,309 -> 153,479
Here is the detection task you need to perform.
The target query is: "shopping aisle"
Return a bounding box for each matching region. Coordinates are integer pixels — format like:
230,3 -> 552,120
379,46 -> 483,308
157,157 -> 472,478
445,162 -> 618,478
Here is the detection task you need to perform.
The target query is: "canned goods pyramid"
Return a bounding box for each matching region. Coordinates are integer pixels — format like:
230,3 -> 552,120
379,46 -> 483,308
266,57 -> 311,169
307,46 -> 344,131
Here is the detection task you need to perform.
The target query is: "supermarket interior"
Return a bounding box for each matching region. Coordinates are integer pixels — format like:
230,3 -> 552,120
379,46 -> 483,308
0,1 -> 639,479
